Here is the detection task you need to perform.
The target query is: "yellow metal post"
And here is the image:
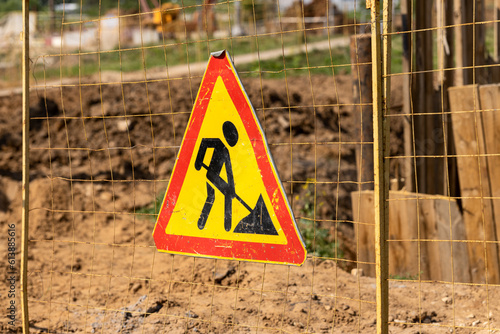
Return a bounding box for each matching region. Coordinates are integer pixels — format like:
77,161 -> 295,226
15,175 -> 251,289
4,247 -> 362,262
381,0 -> 392,331
21,0 -> 30,333
383,1 -> 392,108
368,0 -> 390,332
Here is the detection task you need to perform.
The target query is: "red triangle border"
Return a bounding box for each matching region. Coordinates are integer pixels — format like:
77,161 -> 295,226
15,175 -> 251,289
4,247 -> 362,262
153,51 -> 306,265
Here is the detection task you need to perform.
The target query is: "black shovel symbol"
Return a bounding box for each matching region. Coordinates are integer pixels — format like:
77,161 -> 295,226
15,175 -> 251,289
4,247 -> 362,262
199,163 -> 278,236
195,121 -> 278,236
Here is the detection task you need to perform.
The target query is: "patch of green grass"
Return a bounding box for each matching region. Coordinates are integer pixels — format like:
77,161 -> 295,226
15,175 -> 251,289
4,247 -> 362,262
136,191 -> 165,221
390,271 -> 423,281
391,35 -> 403,74
345,7 -> 371,24
138,180 -> 340,261
33,34 -> 348,81
299,218 -> 342,259
486,24 -> 495,56
237,45 -> 352,79
232,33 -> 404,80
297,180 -> 343,259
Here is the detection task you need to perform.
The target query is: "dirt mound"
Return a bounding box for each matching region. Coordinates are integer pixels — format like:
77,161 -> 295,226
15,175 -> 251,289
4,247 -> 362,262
29,178 -> 74,239
0,72 -> 419,333
0,73 -> 406,259
0,75 -> 358,219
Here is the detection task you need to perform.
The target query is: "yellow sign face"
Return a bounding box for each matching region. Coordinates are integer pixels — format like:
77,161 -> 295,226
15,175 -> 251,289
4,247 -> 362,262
153,50 -> 306,265
165,77 -> 288,245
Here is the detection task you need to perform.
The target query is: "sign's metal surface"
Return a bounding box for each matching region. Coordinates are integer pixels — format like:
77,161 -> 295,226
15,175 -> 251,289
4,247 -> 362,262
153,50 -> 306,266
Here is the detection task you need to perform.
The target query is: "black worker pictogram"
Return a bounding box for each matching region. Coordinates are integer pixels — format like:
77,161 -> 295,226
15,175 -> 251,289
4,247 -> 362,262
194,121 -> 278,235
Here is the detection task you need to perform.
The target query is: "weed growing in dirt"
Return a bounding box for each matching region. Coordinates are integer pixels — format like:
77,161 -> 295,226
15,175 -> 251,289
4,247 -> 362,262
136,191 -> 165,221
137,181 -> 342,260
390,271 -> 423,281
299,218 -> 342,259
297,179 -> 343,259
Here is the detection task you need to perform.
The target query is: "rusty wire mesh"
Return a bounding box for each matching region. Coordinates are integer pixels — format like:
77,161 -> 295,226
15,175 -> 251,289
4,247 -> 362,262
13,0 -> 382,333
380,0 -> 500,332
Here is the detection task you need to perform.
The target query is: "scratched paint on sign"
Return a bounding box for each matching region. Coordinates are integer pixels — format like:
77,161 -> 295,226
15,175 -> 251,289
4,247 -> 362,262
153,50 -> 306,266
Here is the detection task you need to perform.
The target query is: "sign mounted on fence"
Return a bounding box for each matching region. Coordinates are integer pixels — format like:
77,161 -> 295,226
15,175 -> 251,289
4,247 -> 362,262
153,50 -> 306,266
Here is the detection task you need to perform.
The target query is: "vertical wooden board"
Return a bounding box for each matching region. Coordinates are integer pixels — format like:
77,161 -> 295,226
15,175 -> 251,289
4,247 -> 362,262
433,198 -> 471,283
400,0 -> 413,192
479,84 -> 500,248
352,191 -> 419,279
351,191 -> 376,277
353,191 -> 470,281
388,192 -> 419,278
420,197 -> 440,280
453,0 -> 474,85
449,85 -> 500,284
453,0 -> 464,86
436,0 -> 457,198
474,0 -> 486,73
464,0 -> 475,84
412,195 -> 471,282
496,0 -> 500,62
350,34 -> 374,191
415,0 -> 444,196
436,0 -> 454,86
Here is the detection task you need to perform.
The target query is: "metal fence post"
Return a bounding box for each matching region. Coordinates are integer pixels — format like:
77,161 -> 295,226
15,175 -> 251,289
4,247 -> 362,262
368,0 -> 390,332
21,0 -> 30,333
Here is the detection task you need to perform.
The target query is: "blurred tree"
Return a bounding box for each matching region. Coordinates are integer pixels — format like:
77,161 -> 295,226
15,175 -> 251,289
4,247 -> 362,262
49,0 -> 54,32
0,0 -> 42,13
0,0 -> 23,12
0,0 -> 178,18
241,0 -> 266,25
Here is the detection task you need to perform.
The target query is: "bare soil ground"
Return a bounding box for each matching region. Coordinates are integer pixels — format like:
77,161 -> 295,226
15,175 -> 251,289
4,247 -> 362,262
1,73 -> 499,333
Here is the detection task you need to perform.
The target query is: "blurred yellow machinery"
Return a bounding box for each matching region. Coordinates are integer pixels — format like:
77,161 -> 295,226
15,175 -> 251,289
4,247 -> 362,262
143,0 -> 217,39
142,2 -> 181,38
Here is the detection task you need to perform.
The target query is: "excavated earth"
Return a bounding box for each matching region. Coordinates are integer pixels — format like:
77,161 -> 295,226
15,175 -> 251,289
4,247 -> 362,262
1,73 -> 499,333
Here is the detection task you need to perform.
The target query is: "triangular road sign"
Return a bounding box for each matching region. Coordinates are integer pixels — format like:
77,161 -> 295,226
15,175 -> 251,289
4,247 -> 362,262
153,50 -> 306,266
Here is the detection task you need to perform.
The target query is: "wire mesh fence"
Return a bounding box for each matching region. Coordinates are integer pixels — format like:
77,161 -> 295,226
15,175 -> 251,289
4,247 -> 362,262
381,0 -> 500,332
9,0 -> 381,333
3,0 -> 500,332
